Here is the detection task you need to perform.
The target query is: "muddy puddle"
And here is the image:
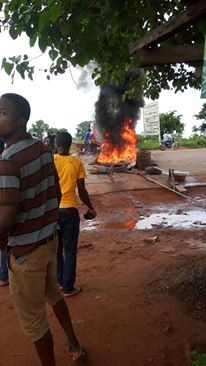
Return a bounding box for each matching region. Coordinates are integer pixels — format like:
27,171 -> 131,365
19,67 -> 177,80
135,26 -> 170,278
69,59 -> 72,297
82,219 -> 136,231
82,207 -> 206,232
136,210 -> 206,229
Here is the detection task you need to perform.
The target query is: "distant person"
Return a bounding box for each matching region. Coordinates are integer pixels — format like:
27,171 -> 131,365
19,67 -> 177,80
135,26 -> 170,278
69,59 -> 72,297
0,93 -> 84,364
54,132 -> 96,297
47,133 -> 56,153
84,127 -> 91,153
0,137 -> 8,287
163,131 -> 169,142
90,130 -> 97,142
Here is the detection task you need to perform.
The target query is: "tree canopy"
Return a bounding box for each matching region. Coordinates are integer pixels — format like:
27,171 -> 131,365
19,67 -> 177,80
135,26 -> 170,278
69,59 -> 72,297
29,120 -> 49,139
160,111 -> 184,137
29,120 -> 67,139
0,0 -> 205,99
193,103 -> 206,134
75,121 -> 92,140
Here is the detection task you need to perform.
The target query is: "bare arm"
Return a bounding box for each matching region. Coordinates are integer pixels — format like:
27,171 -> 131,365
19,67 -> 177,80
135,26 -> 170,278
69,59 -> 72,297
77,178 -> 94,210
54,169 -> 62,206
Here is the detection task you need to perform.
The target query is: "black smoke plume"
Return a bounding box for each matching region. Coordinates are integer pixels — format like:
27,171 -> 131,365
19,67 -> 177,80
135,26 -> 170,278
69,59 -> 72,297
95,73 -> 144,146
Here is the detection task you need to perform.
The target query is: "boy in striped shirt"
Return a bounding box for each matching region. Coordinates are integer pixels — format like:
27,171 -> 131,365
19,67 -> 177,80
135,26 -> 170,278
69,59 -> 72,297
0,93 -> 85,365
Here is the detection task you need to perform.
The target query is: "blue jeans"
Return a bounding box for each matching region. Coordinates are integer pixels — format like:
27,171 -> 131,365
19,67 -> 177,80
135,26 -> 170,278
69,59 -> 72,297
57,208 -> 80,293
84,140 -> 91,152
0,249 -> 8,282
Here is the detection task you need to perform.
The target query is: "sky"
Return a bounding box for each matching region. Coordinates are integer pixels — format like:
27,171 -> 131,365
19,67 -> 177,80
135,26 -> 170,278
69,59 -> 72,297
0,32 -> 205,137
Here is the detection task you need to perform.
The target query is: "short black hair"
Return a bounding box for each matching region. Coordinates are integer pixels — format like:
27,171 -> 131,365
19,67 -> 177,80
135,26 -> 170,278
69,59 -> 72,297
1,93 -> 31,122
56,132 -> 72,150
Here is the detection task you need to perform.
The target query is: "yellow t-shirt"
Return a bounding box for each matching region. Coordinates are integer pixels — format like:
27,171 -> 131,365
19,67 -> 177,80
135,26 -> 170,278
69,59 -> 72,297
54,154 -> 86,209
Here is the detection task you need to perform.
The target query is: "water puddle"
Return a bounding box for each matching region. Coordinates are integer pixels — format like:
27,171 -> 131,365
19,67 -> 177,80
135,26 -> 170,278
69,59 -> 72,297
82,220 -> 136,231
185,182 -> 206,187
82,209 -> 206,232
81,221 -> 100,231
103,220 -> 136,230
136,210 -> 206,230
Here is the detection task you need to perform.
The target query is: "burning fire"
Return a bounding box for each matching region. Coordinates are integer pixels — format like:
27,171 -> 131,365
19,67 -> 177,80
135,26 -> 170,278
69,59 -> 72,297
97,118 -> 138,165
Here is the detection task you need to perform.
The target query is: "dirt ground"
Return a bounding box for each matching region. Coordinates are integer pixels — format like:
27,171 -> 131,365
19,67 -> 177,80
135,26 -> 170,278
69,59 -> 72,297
152,148 -> 206,174
2,184 -> 206,366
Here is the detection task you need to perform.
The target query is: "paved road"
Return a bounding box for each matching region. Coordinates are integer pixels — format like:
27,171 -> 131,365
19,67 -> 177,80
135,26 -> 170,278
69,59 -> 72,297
152,148 -> 206,174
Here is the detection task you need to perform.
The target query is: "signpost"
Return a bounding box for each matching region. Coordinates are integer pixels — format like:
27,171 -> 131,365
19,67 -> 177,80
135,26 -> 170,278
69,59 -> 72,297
143,101 -> 161,140
201,35 -> 206,99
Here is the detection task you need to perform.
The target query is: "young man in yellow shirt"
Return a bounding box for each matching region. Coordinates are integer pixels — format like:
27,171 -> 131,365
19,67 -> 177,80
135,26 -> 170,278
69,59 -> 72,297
54,132 -> 96,297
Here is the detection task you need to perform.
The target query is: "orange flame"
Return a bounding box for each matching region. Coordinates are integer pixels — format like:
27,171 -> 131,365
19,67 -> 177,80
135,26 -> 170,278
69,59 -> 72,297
97,118 -> 138,165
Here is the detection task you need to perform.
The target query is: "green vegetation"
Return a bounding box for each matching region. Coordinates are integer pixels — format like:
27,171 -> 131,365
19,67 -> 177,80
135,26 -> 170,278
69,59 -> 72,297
75,121 -> 93,140
29,120 -> 67,139
0,1 -> 205,98
191,351 -> 206,366
176,137 -> 198,149
138,136 -> 160,150
177,135 -> 206,149
193,103 -> 206,134
160,111 -> 184,137
138,135 -> 206,151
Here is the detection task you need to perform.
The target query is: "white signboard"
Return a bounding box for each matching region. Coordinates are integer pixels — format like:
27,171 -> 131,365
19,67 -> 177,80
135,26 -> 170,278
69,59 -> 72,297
143,101 -> 160,139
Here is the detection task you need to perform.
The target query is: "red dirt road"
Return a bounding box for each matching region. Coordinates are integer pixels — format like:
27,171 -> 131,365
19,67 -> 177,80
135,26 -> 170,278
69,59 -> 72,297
1,187 -> 206,365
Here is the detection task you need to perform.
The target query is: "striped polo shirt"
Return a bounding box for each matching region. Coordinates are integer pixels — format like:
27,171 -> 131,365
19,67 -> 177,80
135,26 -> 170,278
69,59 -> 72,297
0,135 -> 59,247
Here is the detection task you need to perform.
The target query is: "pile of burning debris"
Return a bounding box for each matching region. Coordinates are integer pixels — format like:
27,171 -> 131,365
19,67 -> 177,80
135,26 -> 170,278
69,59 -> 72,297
88,74 -> 148,174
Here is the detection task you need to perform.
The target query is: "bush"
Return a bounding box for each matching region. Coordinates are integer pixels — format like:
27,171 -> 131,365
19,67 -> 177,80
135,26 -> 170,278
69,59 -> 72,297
177,138 -> 200,148
138,136 -> 160,150
177,135 -> 206,149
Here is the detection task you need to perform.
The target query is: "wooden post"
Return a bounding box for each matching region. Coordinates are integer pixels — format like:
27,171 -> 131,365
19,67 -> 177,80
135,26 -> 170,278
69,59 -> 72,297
130,0 -> 206,54
135,44 -> 204,67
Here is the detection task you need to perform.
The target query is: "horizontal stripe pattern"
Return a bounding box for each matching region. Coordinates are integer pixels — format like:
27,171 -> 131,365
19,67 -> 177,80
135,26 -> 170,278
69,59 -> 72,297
0,175 -> 20,189
21,163 -> 55,191
9,222 -> 58,246
17,198 -> 58,223
2,137 -> 37,160
12,209 -> 58,235
21,175 -> 55,200
20,186 -> 58,212
0,136 -> 59,247
0,159 -> 20,205
21,152 -> 53,179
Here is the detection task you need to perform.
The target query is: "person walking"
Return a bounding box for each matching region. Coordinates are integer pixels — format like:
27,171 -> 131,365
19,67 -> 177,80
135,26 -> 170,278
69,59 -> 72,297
0,93 -> 85,365
84,127 -> 92,153
54,132 -> 96,296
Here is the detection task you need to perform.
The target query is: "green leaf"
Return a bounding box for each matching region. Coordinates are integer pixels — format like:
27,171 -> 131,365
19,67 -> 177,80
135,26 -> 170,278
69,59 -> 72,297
30,34 -> 37,47
1,58 -> 14,75
49,3 -> 61,23
38,38 -> 47,53
16,64 -> 25,79
59,21 -> 70,36
84,41 -> 98,59
9,26 -> 19,40
39,9 -> 50,32
56,56 -> 63,67
28,72 -> 33,81
49,49 -> 59,61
